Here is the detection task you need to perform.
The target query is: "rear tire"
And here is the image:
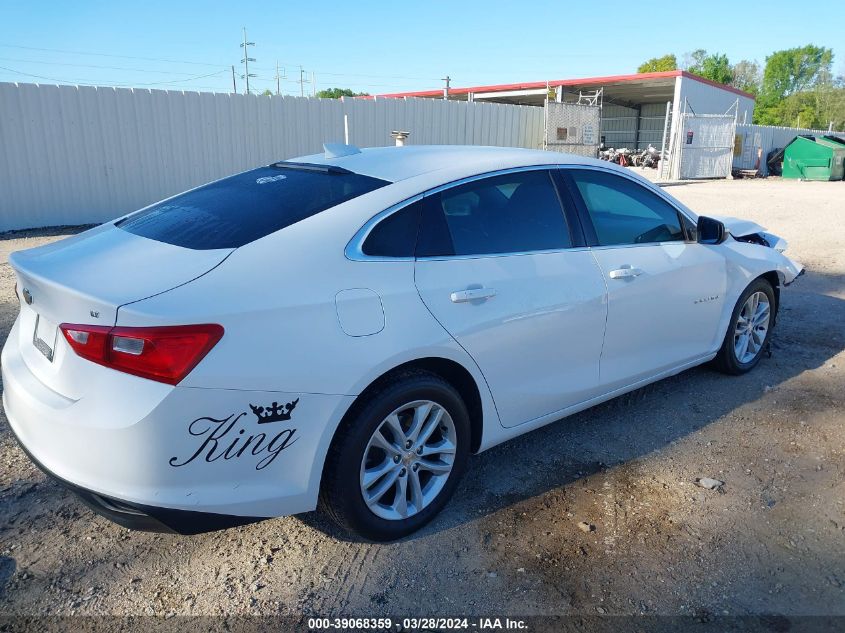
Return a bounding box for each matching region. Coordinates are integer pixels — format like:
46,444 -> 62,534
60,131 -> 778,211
712,278 -> 776,375
319,370 -> 470,541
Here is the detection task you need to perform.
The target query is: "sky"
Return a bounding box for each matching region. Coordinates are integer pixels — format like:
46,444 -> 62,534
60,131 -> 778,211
0,0 -> 843,96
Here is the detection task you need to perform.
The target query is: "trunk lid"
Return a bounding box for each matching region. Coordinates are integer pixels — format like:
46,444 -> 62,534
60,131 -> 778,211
8,225 -> 231,398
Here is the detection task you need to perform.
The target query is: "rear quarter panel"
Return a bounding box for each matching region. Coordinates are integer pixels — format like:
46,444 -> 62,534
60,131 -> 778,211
116,195 -> 502,469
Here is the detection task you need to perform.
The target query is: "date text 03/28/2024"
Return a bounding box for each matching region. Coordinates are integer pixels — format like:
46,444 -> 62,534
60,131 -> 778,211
306,617 -> 528,630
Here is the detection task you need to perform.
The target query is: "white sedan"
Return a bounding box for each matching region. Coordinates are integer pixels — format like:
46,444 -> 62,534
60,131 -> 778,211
1,145 -> 802,540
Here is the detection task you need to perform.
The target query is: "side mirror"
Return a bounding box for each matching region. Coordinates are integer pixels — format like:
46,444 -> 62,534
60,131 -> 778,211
697,216 -> 728,244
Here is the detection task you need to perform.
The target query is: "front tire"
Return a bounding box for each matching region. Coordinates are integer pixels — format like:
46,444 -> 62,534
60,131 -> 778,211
713,278 -> 776,375
319,370 -> 470,541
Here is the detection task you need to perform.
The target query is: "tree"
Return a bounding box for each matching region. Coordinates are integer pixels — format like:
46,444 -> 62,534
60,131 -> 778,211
315,87 -> 370,99
683,49 -> 708,72
700,53 -> 733,85
260,89 -> 273,97
755,45 -> 835,127
637,54 -> 677,73
756,87 -> 845,129
687,51 -> 733,85
761,45 -> 833,100
731,60 -> 761,95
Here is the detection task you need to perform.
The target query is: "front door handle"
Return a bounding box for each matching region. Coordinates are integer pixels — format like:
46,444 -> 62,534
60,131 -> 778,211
608,266 -> 643,280
450,287 -> 497,303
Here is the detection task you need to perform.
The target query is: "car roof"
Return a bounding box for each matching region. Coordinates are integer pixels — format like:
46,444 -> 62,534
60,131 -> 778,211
286,145 -> 610,183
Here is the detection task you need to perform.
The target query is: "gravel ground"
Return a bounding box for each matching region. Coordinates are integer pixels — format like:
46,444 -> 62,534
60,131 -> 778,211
0,178 -> 843,623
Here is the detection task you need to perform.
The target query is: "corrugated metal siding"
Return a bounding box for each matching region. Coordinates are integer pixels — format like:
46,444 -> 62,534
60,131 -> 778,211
0,82 -> 544,231
638,103 -> 668,149
733,124 -> 845,176
600,104 -> 638,149
599,103 -> 670,150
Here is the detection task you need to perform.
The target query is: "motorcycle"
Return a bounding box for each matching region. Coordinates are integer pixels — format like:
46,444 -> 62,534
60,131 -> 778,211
639,144 -> 661,169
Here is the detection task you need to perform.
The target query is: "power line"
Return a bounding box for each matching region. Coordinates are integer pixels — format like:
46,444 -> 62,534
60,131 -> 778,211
303,70 -> 442,81
0,61 -> 441,93
0,65 -> 228,88
0,56 -> 223,76
0,43 -> 226,68
248,64 -> 441,82
250,76 -> 440,90
0,41 -> 448,87
0,40 -> 618,88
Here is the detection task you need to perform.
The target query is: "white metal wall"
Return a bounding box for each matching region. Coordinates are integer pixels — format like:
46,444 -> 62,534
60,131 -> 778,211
675,76 -> 755,123
0,82 -> 545,231
660,78 -> 756,180
733,124 -> 845,176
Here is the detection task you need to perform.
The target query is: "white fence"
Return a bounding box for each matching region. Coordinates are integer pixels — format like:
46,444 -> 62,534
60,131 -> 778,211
0,82 -> 544,231
733,123 -> 845,176
671,113 -> 737,180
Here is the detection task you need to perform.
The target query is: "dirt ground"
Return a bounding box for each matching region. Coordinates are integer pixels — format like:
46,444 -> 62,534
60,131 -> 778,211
0,178 -> 843,625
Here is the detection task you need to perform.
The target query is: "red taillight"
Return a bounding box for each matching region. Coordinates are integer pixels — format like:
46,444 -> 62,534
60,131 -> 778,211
60,323 -> 224,385
61,325 -> 112,364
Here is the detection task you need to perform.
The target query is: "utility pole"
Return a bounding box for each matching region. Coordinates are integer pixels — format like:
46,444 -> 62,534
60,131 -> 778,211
298,65 -> 307,97
441,75 -> 451,101
275,61 -> 285,96
240,27 -> 256,95
311,71 -> 316,97
231,65 -> 237,94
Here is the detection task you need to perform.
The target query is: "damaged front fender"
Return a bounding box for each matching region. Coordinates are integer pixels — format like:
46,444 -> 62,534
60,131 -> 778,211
778,255 -> 804,286
712,215 -> 804,285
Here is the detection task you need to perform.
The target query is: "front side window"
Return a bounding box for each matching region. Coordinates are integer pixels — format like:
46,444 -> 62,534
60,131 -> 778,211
569,170 -> 684,246
416,170 -> 572,257
118,165 -> 389,250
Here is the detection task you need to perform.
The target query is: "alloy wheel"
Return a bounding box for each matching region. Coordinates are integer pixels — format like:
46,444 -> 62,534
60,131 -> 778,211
734,291 -> 770,364
359,400 -> 457,521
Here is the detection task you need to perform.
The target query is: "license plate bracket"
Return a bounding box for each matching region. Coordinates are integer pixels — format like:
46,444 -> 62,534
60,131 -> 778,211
33,314 -> 58,362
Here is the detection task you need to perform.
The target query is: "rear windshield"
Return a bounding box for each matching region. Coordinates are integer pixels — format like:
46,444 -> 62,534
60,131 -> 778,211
117,164 -> 389,249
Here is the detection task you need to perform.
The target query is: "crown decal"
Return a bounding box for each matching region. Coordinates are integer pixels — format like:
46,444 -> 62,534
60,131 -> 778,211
249,398 -> 299,424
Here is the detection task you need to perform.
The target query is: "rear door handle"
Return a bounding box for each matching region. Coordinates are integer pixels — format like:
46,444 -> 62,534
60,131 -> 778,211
608,266 -> 643,280
450,287 -> 497,303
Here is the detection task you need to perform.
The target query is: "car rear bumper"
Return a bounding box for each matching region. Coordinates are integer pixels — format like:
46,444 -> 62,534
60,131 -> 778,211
6,421 -> 261,534
2,319 -> 355,527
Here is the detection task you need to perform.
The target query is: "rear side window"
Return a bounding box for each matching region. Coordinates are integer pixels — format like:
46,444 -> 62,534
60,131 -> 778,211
362,200 -> 422,258
416,170 -> 572,257
118,165 -> 389,250
569,170 -> 684,246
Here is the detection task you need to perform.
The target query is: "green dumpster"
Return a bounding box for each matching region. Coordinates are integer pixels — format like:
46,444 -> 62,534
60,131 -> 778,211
782,135 -> 845,181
